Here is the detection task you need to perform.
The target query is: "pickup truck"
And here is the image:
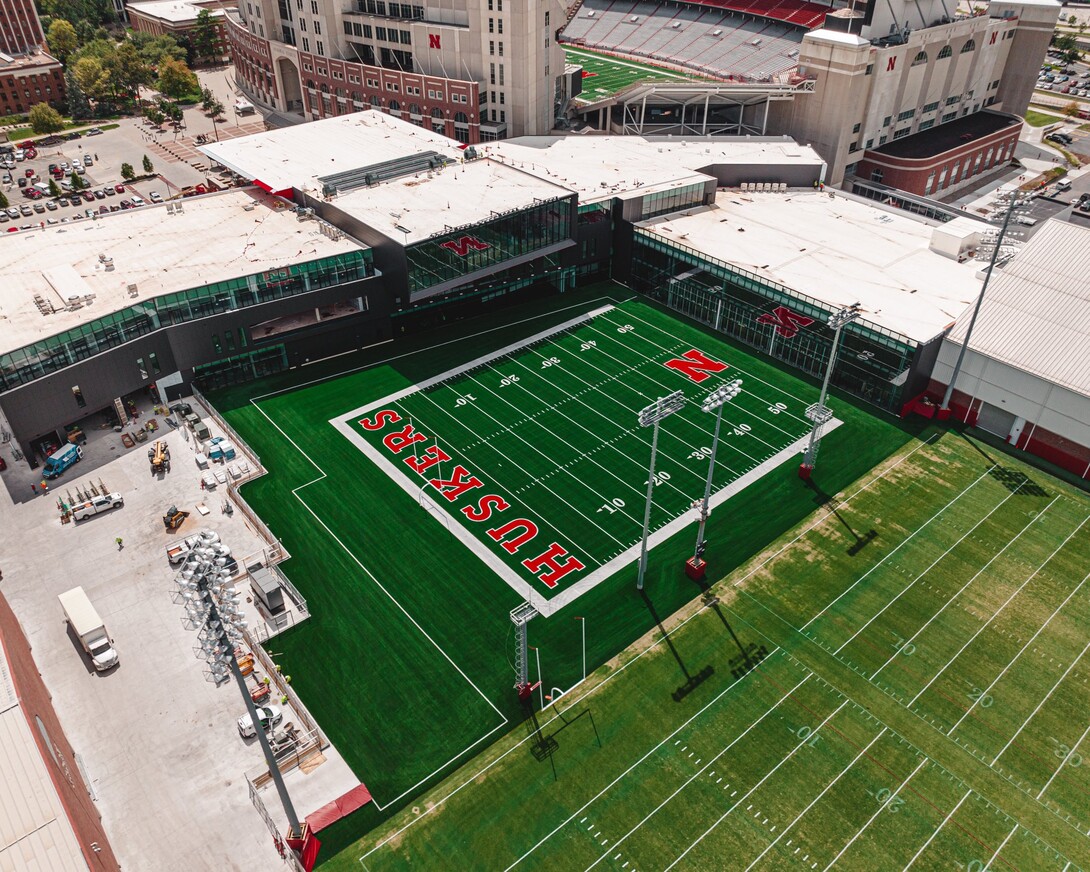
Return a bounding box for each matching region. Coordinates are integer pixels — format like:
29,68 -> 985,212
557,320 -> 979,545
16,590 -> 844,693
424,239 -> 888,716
72,492 -> 123,521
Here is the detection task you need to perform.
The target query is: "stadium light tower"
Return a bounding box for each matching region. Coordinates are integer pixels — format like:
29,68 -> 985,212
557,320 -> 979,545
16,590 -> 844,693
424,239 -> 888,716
940,191 -> 1029,416
799,302 -> 861,481
686,379 -> 743,582
636,391 -> 686,591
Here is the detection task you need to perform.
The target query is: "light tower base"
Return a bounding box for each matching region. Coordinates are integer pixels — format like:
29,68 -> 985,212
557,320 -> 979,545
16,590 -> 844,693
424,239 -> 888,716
798,463 -> 813,480
684,557 -> 707,581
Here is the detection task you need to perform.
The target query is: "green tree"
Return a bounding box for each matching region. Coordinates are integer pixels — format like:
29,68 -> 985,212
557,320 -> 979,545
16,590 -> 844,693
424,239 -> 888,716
120,162 -> 135,181
130,31 -> 187,67
193,9 -> 218,63
64,68 -> 92,119
46,19 -> 78,62
0,190 -> 7,210
1052,33 -> 1082,64
200,85 -> 215,111
1068,14 -> 1077,25
142,154 -> 154,173
106,42 -> 152,98
70,170 -> 85,190
29,103 -> 66,136
145,104 -> 165,125
72,56 -> 108,100
48,178 -> 62,198
157,56 -> 199,101
207,98 -> 224,119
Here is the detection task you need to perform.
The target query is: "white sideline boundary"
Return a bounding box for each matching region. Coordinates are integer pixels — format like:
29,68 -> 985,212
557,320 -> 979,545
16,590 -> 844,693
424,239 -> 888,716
332,305 -> 838,616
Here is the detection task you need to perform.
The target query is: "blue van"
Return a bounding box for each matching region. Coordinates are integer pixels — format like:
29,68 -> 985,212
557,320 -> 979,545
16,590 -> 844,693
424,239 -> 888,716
43,443 -> 83,478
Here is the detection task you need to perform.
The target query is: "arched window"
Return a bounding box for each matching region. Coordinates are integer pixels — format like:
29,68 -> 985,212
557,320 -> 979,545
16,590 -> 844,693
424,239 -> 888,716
937,45 -> 952,59
305,79 -> 316,89
912,51 -> 927,66
319,82 -> 330,93
961,39 -> 975,52
408,102 -> 421,115
388,99 -> 400,111
454,111 -> 469,123
431,107 -> 443,118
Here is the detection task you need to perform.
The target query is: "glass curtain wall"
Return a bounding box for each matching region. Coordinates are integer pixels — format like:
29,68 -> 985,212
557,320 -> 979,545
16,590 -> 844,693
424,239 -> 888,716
631,230 -> 918,411
406,198 -> 573,296
0,251 -> 373,391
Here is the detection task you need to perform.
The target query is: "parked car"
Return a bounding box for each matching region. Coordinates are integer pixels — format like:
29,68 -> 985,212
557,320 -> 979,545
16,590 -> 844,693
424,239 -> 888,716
45,200 -> 57,210
237,705 -> 283,738
114,184 -> 126,194
87,127 -> 103,136
83,154 -> 93,166
81,190 -> 95,203
149,191 -> 163,203
104,186 -> 116,196
93,189 -> 105,199
33,202 -> 45,213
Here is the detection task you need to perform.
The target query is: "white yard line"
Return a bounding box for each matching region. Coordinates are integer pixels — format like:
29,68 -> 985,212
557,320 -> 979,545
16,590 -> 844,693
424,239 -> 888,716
901,789 -> 972,871
247,400 -> 509,812
662,700 -> 850,871
822,755 -> 929,871
802,465 -> 997,631
501,653 -> 792,870
908,515 -> 1090,706
742,728 -> 888,871
982,824 -> 1018,871
871,498 -> 1058,679
833,483 -> 1023,655
580,674 -> 814,871
948,565 -> 1090,736
992,637 -> 1090,766
1037,722 -> 1090,800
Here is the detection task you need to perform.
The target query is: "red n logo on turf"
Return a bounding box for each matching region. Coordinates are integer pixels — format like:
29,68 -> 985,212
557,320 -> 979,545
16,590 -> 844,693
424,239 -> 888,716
663,349 -> 728,384
522,543 -> 584,588
440,236 -> 491,257
429,33 -> 441,49
757,306 -> 815,339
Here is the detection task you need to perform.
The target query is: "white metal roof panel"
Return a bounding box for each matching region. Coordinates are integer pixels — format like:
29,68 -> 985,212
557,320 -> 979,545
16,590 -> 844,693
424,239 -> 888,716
947,219 -> 1090,398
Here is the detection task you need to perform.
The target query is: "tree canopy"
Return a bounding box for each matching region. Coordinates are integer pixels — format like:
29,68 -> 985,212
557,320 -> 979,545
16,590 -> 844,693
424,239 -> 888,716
46,19 -> 78,62
29,103 -> 66,135
157,57 -> 199,101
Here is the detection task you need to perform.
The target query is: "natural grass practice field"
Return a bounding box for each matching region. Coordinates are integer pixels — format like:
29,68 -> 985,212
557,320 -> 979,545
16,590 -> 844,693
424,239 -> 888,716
565,47 -> 709,100
208,284 -> 916,852
326,430 -> 1090,872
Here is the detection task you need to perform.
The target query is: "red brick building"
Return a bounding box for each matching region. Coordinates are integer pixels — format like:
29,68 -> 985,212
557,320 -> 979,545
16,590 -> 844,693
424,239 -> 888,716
0,0 -> 64,114
127,0 -> 232,63
853,111 -> 1022,197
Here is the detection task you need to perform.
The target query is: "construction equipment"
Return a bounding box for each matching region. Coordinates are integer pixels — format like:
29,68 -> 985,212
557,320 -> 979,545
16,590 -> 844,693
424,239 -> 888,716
148,440 -> 170,474
163,505 -> 190,532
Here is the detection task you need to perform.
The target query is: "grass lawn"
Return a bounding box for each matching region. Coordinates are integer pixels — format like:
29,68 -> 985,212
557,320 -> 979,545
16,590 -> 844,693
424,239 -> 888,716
1024,109 -> 1064,127
207,282 -> 920,843
7,121 -> 121,141
323,429 -> 1090,871
565,46 -> 709,100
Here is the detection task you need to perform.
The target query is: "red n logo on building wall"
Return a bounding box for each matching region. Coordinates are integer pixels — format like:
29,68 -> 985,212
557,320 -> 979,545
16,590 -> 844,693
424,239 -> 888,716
440,236 -> 491,256
429,34 -> 441,49
989,32 -> 997,44
886,56 -> 897,72
756,306 -> 815,339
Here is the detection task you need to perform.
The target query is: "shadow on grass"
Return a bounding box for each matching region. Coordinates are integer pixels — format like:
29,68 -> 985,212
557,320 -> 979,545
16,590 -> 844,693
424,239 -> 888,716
957,431 -> 1051,497
640,589 -> 714,702
803,479 -> 879,556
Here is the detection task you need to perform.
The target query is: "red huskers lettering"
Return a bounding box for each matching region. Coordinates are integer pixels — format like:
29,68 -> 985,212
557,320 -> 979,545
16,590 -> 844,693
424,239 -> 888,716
360,409 -> 401,430
663,349 -> 728,383
383,424 -> 427,453
404,444 -> 450,474
487,519 -> 539,554
462,494 -> 510,522
429,466 -> 483,501
521,543 -> 585,588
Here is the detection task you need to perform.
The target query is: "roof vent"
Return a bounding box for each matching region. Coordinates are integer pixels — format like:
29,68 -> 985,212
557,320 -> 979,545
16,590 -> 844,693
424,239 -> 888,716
630,15 -> 639,22
711,28 -> 723,35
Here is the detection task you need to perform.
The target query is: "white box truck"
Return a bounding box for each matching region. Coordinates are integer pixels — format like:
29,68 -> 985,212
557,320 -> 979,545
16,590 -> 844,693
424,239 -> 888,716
58,586 -> 118,671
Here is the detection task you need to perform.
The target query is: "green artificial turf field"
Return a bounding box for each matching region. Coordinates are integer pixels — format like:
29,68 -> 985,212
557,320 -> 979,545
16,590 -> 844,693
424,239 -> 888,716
565,47 -> 708,101
207,283 -> 920,852
338,303 -> 815,612
324,430 -> 1090,872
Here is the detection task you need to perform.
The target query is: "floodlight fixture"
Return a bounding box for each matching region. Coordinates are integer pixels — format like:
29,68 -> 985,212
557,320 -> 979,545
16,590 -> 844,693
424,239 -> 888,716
636,391 -> 687,591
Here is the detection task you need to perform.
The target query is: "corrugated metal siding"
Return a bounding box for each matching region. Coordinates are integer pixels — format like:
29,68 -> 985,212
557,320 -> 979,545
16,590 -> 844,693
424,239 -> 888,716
0,705 -> 87,871
948,220 -> 1090,399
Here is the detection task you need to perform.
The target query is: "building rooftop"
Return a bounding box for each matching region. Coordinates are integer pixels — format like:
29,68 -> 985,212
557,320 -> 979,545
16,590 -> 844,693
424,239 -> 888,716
0,189 -> 361,356
483,135 -> 822,205
0,640 -> 86,872
127,0 -> 226,23
870,111 -> 1021,161
200,112 -> 573,245
0,49 -> 62,73
947,220 -> 1090,398
638,189 -> 985,343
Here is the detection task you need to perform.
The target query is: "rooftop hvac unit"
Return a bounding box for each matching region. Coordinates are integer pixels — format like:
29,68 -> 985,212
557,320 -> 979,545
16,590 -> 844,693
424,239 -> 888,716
630,15 -> 639,22
671,21 -> 681,28
711,28 -> 723,35
787,49 -> 799,58
750,38 -> 762,46
587,9 -> 595,15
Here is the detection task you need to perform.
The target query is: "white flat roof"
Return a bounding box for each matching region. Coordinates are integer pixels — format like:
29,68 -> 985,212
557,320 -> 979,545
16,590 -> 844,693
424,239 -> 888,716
947,219 -> 1090,398
0,189 -> 361,356
333,158 -> 572,245
200,112 -> 572,244
199,111 -> 468,195
0,646 -> 86,872
638,191 -> 985,343
127,0 -> 225,22
483,135 -> 823,205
